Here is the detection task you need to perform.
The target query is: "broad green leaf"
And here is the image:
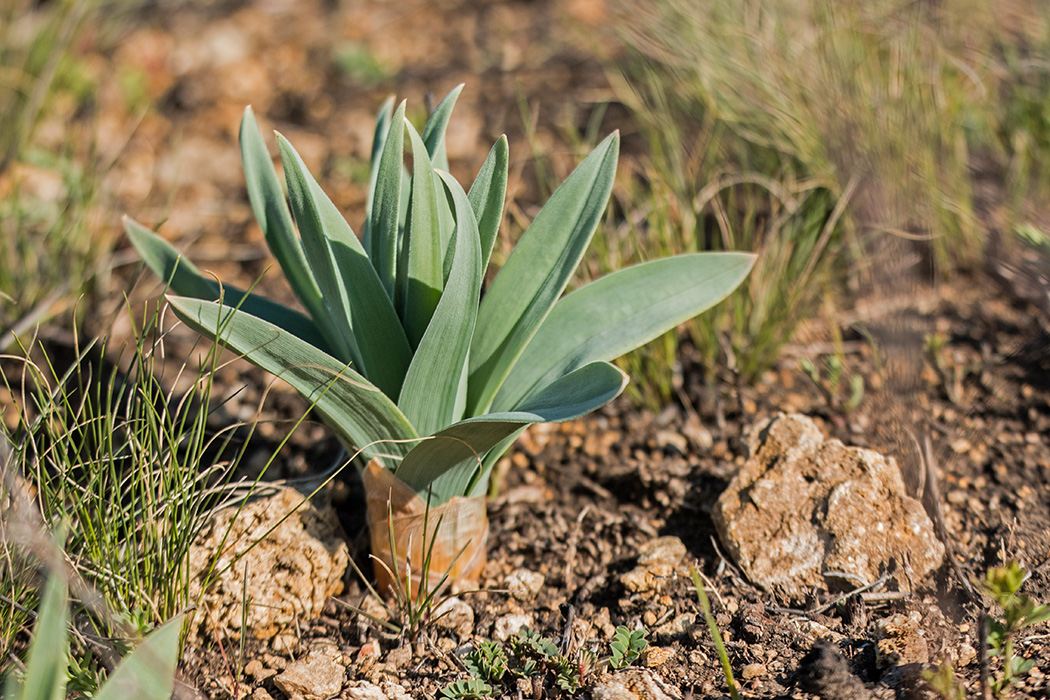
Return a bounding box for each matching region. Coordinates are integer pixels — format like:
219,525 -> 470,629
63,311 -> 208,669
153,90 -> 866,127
399,120 -> 443,348
240,107 -> 328,332
394,361 -> 627,502
398,170 -> 482,436
124,218 -> 331,353
467,135 -> 509,273
467,132 -> 620,415
11,571 -> 68,700
492,253 -> 757,411
421,83 -> 463,172
168,295 -> 418,464
362,96 -> 396,251
94,615 -> 184,700
277,134 -> 412,399
370,100 -> 407,299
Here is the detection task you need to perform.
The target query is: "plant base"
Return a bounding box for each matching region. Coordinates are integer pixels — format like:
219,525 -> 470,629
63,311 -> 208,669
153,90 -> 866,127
363,460 -> 488,598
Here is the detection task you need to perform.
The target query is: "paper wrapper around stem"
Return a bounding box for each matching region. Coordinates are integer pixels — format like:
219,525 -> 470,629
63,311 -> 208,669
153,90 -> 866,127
363,459 -> 488,598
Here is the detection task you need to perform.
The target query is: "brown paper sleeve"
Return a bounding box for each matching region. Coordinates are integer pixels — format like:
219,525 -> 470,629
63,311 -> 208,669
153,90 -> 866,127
363,460 -> 488,598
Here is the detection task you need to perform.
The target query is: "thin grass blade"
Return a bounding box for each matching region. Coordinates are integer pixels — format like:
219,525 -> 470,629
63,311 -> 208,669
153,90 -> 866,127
277,133 -> 412,399
467,135 -> 508,273
492,253 -> 756,410
168,295 -> 418,464
398,170 -> 482,436
467,132 -> 620,415
394,361 -> 627,502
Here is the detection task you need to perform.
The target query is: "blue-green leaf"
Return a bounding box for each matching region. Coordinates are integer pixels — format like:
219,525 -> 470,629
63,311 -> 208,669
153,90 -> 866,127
277,133 -> 412,399
124,217 -> 330,352
370,100 -> 407,299
467,135 -> 509,273
12,571 -> 68,700
399,120 -> 444,348
398,170 -> 482,436
240,107 -> 328,334
394,361 -> 627,502
276,134 -> 364,369
421,83 -> 464,172
492,253 -> 756,410
168,295 -> 418,464
467,132 -> 619,415
362,96 -> 396,251
93,615 -> 184,700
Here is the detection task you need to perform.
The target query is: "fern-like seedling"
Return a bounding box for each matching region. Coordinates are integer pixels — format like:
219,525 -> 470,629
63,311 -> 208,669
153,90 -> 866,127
609,626 -> 648,669
465,640 -> 508,683
439,678 -> 493,700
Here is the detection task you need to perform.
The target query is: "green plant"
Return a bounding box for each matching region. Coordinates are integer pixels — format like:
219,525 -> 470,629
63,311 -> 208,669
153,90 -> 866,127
981,562 -> 1050,696
126,86 -> 754,590
439,678 -> 493,700
691,566 -> 739,700
1,561 -> 183,700
609,625 -> 647,669
799,354 -> 864,411
922,661 -> 966,700
0,301 -> 254,645
465,640 -> 508,683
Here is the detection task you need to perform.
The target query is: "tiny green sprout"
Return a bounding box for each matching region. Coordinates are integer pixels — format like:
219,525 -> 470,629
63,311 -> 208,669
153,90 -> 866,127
465,640 -> 508,684
609,626 -> 648,669
981,562 -> 1050,696
439,678 -> 493,700
922,661 -> 966,700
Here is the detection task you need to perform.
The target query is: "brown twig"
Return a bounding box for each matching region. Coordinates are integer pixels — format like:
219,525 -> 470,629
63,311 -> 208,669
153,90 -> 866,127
564,506 -> 590,592
922,434 -> 979,603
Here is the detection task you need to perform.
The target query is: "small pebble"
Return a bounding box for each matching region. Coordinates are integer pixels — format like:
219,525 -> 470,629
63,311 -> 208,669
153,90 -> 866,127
741,663 -> 766,680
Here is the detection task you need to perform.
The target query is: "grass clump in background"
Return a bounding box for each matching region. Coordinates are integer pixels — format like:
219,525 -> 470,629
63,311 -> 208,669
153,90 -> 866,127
605,0 -> 1050,404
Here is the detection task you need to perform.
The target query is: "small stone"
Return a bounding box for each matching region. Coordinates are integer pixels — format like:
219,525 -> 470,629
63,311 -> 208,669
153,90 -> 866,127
273,648 -> 345,700
592,669 -> 682,700
434,596 -> 474,638
654,430 -> 688,455
654,613 -> 694,640
621,537 -> 687,593
251,689 -> 275,700
506,568 -> 545,601
876,612 -> 929,668
741,663 -> 766,680
493,613 -> 533,641
384,645 -> 412,668
345,681 -> 412,700
643,646 -> 675,667
244,658 -> 275,680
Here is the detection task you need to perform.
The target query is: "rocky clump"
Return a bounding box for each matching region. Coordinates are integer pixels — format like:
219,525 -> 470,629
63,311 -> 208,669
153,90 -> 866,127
713,413 -> 943,603
188,485 -> 348,642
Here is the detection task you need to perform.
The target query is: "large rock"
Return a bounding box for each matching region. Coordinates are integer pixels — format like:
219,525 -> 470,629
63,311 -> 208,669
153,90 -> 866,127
188,485 -> 348,642
713,414 -> 943,603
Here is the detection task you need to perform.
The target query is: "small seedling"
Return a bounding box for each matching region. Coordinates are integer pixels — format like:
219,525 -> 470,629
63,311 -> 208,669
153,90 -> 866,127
691,566 -> 739,700
439,678 -> 493,700
800,354 -> 864,411
609,626 -> 648,669
465,640 -> 508,683
982,562 -> 1050,696
922,661 -> 966,700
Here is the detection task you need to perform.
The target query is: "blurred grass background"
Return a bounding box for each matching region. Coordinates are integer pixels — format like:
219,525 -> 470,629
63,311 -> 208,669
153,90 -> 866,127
601,0 -> 1050,407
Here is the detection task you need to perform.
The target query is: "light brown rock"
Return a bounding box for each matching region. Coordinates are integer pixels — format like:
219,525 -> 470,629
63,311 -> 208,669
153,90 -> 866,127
713,414 -> 943,603
345,681 -> 412,700
273,647 -> 345,700
591,669 -> 682,700
433,596 -> 474,638
620,537 -> 687,593
876,612 -> 930,668
187,485 -> 348,642
506,568 -> 545,601
493,613 -> 532,641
